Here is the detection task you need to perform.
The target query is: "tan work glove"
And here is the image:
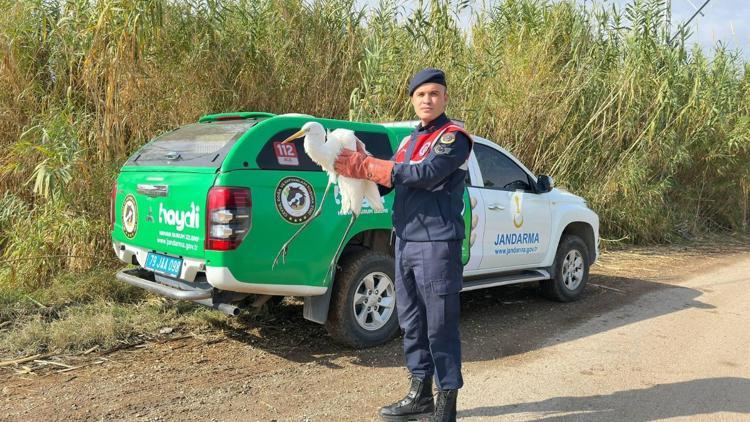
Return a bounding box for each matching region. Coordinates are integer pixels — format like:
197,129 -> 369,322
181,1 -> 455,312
334,149 -> 394,188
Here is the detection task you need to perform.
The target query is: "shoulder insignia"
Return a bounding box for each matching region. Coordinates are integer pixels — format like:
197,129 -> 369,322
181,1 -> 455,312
440,132 -> 456,144
433,143 -> 451,155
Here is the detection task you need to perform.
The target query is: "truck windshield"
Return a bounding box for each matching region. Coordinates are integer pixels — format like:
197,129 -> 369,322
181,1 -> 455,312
130,120 -> 256,166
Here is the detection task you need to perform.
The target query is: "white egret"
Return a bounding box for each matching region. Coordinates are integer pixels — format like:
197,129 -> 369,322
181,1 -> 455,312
272,122 -> 384,277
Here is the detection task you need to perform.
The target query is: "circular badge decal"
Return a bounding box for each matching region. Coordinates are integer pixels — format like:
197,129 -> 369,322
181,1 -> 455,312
275,177 -> 316,224
122,195 -> 138,238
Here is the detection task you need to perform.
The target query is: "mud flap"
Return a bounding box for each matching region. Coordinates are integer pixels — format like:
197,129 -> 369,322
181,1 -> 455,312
303,286 -> 333,324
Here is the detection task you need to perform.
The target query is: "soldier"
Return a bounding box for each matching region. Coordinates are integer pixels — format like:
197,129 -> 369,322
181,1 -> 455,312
335,68 -> 472,422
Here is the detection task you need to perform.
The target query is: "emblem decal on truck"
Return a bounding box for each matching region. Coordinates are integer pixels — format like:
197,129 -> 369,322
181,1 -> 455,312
275,177 -> 316,224
512,192 -> 524,229
122,195 -> 138,239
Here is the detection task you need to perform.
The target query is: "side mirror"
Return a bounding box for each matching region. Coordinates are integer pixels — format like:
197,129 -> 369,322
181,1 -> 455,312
537,175 -> 554,193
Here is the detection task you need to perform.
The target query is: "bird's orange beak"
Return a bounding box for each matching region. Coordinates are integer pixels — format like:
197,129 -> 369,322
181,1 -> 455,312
281,129 -> 306,144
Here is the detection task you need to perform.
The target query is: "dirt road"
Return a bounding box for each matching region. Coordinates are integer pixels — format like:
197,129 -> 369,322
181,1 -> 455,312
460,251 -> 750,421
2,240 -> 749,421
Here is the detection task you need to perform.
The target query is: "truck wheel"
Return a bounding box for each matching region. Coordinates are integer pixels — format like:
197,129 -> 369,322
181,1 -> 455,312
325,250 -> 399,348
541,234 -> 590,302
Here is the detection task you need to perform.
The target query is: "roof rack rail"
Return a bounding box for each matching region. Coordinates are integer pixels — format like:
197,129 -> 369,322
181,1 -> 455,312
198,112 -> 276,123
378,119 -> 465,128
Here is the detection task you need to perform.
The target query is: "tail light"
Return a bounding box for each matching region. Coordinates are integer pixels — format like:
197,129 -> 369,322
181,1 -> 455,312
205,187 -> 251,251
109,183 -> 117,230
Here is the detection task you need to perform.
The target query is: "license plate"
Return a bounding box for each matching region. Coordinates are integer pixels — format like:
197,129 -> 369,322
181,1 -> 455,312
145,252 -> 183,278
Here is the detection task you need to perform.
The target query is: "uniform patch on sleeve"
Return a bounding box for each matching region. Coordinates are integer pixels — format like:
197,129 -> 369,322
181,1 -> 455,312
440,132 -> 456,144
434,143 -> 452,155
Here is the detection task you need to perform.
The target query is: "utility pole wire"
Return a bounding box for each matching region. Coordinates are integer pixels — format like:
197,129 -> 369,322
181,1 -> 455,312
684,0 -> 706,17
669,0 -> 712,45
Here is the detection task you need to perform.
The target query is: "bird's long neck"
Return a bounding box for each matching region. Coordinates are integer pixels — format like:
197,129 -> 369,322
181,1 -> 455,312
305,136 -> 336,173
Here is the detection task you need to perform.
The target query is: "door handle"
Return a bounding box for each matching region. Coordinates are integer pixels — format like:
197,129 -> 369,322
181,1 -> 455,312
487,203 -> 505,211
137,184 -> 169,197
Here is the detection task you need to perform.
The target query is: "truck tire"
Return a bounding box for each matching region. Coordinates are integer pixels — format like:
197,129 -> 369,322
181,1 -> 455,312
325,250 -> 400,348
540,234 -> 590,302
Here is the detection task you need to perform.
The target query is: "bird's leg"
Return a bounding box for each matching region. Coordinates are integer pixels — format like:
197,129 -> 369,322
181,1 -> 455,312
272,181 -> 333,269
310,178 -> 333,220
326,212 -> 358,282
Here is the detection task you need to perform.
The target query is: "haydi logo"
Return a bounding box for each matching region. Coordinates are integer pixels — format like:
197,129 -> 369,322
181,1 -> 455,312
159,202 -> 200,231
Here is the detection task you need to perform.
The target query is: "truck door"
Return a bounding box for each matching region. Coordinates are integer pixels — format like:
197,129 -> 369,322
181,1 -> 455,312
463,150 -> 484,272
472,143 -> 551,270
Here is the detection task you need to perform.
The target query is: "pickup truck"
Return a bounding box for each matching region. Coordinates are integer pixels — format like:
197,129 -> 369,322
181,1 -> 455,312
111,111 -> 599,348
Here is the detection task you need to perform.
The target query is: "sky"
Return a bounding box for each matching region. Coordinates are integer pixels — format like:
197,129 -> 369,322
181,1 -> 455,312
363,0 -> 750,60
607,0 -> 750,58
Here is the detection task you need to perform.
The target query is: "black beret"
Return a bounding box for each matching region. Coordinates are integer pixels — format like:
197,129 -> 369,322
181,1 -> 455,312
408,68 -> 447,96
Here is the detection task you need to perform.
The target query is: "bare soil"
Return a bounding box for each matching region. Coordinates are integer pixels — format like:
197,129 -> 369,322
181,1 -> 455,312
2,237 -> 749,421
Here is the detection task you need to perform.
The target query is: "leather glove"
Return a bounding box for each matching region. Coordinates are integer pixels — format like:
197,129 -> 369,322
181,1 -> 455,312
334,149 -> 394,188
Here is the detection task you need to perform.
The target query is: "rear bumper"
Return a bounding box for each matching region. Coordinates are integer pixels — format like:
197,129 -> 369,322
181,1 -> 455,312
112,240 -> 205,281
112,241 -> 328,297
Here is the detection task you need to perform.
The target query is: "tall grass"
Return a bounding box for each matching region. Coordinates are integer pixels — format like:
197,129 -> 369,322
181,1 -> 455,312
0,0 -> 748,294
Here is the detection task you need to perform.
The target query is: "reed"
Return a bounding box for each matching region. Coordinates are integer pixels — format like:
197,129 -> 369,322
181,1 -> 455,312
0,0 -> 747,291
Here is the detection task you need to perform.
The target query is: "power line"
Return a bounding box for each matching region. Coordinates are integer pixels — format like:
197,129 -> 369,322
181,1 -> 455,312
669,0 -> 713,45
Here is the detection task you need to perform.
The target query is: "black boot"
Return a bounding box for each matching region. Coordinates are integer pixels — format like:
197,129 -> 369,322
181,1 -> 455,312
430,389 -> 458,422
379,376 -> 435,421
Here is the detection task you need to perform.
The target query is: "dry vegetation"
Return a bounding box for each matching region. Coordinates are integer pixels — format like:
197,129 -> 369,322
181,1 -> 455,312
0,0 -> 748,355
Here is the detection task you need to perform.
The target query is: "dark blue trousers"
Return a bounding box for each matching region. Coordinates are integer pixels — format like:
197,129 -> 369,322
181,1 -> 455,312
395,237 -> 463,390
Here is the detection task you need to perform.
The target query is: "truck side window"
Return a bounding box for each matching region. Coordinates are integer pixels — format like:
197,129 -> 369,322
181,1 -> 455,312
474,143 -> 532,191
467,151 -> 480,186
256,129 -> 393,170
354,131 -> 393,160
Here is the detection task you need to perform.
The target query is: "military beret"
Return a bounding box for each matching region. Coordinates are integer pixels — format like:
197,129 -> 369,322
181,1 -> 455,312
408,68 -> 447,96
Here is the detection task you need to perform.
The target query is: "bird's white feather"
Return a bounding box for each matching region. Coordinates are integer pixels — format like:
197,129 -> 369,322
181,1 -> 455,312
300,122 -> 384,216
363,179 -> 385,212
